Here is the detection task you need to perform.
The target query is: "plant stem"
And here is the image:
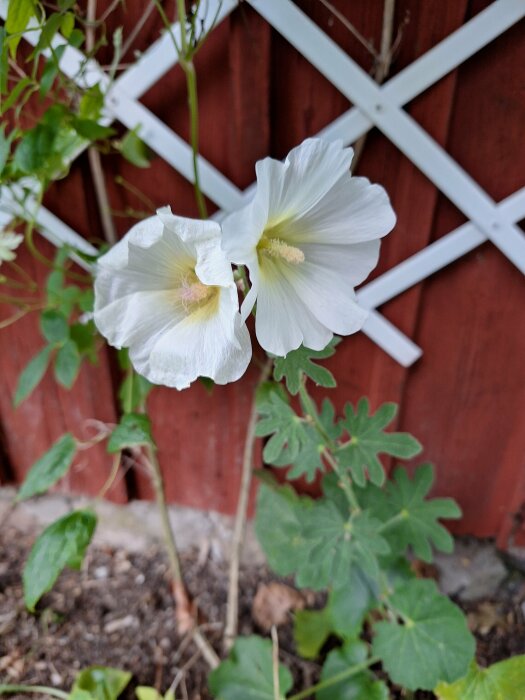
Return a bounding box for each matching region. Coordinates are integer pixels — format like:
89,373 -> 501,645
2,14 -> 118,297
184,60 -> 207,219
0,686 -> 69,699
298,381 -> 361,512
377,509 -> 408,533
224,358 -> 273,651
146,444 -> 183,584
144,443 -> 220,669
288,657 -> 379,700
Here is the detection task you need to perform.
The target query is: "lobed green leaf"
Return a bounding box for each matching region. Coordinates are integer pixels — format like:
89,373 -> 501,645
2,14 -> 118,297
435,656 -> 525,700
107,413 -> 154,453
317,641 -> 388,700
272,337 -> 340,395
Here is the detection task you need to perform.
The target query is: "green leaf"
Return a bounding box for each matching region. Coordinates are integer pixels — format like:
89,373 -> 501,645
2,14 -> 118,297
372,579 -> 475,691
6,0 -> 35,57
107,413 -> 154,453
72,118 -> 115,141
208,636 -> 293,700
79,86 -> 105,121
118,373 -> 153,414
41,309 -> 69,343
294,607 -> 333,659
23,510 -> 97,611
363,464 -> 462,562
14,345 -> 52,406
317,642 -> 388,700
255,480 -> 313,578
119,128 -> 151,168
296,502 -> 390,588
337,399 -> 422,486
0,28 -> 8,94
60,12 -> 75,39
0,124 -> 11,174
71,666 -> 131,700
33,12 -> 63,55
273,337 -> 340,394
70,322 -> 97,361
435,656 -> 525,700
17,433 -> 76,501
256,392 -> 311,464
54,339 -> 81,388
13,122 -> 57,174
1,76 -> 33,115
39,45 -> 66,96
294,567 -> 375,659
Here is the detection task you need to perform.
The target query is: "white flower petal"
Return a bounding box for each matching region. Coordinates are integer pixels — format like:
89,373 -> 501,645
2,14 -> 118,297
255,257 -> 333,355
0,231 -> 24,263
300,240 -> 381,287
94,212 -> 251,389
140,289 -> 252,389
288,174 -> 396,245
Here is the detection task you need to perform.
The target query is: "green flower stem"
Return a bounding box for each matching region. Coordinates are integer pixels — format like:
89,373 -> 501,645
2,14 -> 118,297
225,358 -> 274,651
287,656 -> 380,700
0,685 -> 69,699
298,381 -> 361,512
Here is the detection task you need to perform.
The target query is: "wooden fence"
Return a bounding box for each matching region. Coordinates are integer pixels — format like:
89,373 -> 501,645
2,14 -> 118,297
1,0 -> 524,548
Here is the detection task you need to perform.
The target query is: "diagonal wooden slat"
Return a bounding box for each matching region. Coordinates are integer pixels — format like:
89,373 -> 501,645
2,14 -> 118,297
249,0 -> 525,276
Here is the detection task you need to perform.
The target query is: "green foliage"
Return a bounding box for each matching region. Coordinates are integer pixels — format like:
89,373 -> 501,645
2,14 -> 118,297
372,579 -> 475,690
54,339 -> 81,388
317,642 -> 389,700
17,433 -> 76,500
14,345 -> 52,406
255,392 -> 310,464
135,688 -> 175,700
435,656 -> 525,700
209,636 -> 293,700
23,510 -> 97,611
107,413 -> 154,453
272,338 -> 340,394
336,399 -> 422,486
118,128 -> 151,168
362,464 -> 462,562
41,309 -> 69,344
5,0 -> 36,57
70,666 -> 131,700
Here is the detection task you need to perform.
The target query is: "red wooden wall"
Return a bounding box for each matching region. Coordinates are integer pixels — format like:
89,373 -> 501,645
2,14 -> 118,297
1,1 -> 524,547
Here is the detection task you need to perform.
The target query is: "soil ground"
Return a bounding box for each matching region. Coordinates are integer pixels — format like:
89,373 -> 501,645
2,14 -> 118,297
1,523 -> 525,700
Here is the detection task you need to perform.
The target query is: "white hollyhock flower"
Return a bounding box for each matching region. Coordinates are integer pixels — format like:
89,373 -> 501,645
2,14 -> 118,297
94,208 -> 251,389
222,138 -> 396,356
0,231 -> 23,265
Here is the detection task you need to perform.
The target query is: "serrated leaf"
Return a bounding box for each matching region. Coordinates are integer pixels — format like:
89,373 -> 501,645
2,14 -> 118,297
54,339 -> 81,388
317,642 -> 388,700
23,510 -> 96,611
270,423 -> 325,482
256,392 -> 311,464
364,464 -> 461,562
208,636 -> 293,700
71,666 -> 131,700
435,656 -> 525,700
17,433 -> 76,501
273,338 -> 340,394
297,502 -> 390,588
372,579 -> 475,691
337,399 -> 422,486
107,413 -> 154,453
40,309 -> 69,343
119,128 -> 151,168
255,481 -> 313,577
14,345 -> 52,406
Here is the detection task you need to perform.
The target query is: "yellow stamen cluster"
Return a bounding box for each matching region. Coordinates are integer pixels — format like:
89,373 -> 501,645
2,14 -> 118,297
258,237 -> 305,265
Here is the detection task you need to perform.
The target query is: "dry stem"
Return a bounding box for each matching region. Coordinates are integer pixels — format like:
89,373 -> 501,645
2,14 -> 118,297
224,358 -> 273,651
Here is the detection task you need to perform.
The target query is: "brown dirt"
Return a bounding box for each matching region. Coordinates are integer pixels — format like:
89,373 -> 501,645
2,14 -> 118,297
1,524 -> 524,700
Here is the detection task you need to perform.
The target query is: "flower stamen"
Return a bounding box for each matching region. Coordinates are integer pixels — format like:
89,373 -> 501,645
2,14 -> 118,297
258,237 -> 305,265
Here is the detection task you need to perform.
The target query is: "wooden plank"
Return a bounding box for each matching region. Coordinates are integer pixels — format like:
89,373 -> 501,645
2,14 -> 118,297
400,2 -> 525,542
0,239 -> 126,502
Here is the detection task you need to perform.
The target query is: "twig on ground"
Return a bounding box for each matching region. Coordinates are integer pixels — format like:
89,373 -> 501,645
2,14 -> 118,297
271,626 -> 280,700
224,358 -> 273,651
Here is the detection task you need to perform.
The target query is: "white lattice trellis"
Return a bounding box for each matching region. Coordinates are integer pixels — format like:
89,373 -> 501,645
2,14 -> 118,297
1,0 -> 524,367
